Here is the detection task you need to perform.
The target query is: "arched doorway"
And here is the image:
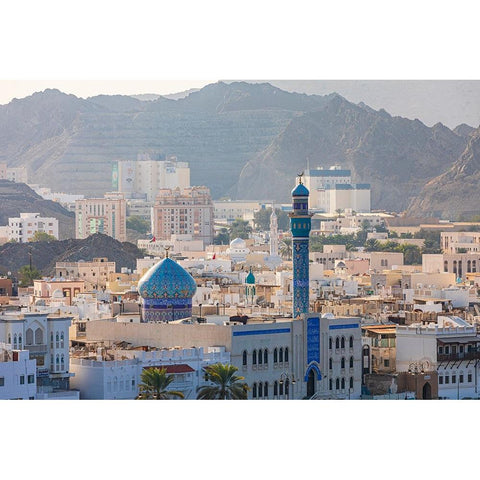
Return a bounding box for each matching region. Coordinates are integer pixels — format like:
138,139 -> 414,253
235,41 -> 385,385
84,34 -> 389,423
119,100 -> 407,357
307,370 -> 316,398
422,382 -> 432,400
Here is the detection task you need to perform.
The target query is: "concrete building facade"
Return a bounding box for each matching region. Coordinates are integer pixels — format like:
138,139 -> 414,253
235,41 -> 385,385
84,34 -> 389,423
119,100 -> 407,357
8,213 -> 59,243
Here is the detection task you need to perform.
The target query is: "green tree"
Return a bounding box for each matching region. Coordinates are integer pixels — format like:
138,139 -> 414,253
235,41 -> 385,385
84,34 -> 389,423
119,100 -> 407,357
253,208 -> 290,231
31,231 -> 56,242
279,237 -> 293,260
196,363 -> 249,400
214,227 -> 230,245
137,367 -> 185,400
364,239 -> 381,252
229,219 -> 252,240
18,265 -> 41,286
126,216 -> 150,235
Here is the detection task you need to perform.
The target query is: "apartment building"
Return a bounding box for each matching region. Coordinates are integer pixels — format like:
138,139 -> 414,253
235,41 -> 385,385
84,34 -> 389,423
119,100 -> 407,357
8,213 -> 59,242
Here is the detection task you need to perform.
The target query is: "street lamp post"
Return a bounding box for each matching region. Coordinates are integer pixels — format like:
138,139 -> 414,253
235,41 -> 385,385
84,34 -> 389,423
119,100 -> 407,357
279,372 -> 296,399
407,361 -> 428,399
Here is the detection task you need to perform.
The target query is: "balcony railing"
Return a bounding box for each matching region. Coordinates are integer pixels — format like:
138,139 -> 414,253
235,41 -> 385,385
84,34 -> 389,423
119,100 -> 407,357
25,344 -> 48,354
437,351 -> 480,362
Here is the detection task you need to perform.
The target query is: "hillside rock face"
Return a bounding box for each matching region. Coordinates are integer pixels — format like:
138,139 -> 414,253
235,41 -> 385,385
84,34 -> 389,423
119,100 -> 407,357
407,128 -> 480,219
0,180 -> 74,239
0,81 -> 473,214
236,96 -> 467,211
0,233 -> 144,275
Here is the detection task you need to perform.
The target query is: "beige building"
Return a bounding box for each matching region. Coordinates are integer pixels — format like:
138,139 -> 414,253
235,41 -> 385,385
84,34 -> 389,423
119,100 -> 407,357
55,258 -> 116,289
441,231 -> 480,254
0,163 -> 28,183
75,192 -> 127,242
423,253 -> 480,279
152,186 -> 214,247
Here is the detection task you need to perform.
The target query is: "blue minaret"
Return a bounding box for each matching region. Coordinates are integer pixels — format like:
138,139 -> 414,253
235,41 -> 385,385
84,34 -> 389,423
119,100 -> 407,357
290,174 -> 312,318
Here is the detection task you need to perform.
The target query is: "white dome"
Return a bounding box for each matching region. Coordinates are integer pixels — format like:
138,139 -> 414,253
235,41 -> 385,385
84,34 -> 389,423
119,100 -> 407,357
230,237 -> 246,249
52,289 -> 64,299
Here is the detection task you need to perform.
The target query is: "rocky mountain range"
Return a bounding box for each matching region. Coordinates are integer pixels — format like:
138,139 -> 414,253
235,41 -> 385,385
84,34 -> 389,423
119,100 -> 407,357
0,81 -> 479,218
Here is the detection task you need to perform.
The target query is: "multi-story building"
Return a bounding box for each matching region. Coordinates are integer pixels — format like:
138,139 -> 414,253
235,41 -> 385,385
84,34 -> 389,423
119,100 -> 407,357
8,213 -> 59,242
75,192 -> 127,242
0,345 -> 37,400
441,231 -> 480,254
0,164 -> 28,183
361,324 -> 396,374
151,186 -> 214,247
116,156 -> 190,202
423,253 -> 480,280
0,310 -> 78,399
55,257 -> 116,289
303,166 -> 371,213
213,200 -> 264,225
396,315 -> 480,399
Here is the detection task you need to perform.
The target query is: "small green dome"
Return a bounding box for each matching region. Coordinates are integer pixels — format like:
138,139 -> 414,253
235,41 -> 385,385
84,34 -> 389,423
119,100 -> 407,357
246,268 -> 255,284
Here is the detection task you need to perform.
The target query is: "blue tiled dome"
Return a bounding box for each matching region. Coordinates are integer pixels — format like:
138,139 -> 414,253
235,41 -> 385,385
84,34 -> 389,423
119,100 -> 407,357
291,183 -> 309,197
138,257 -> 197,300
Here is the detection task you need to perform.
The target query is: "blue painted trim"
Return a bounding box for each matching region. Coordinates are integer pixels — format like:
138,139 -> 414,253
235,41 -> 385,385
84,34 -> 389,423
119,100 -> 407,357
232,328 -> 291,337
304,363 -> 322,382
328,323 -> 359,330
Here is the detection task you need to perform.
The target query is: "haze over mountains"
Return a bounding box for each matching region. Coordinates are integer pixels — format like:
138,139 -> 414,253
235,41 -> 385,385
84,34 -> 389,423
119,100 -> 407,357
1,80 -> 479,219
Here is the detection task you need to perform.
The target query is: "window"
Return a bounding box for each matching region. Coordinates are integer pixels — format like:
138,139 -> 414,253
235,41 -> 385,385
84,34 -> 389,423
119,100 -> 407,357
459,374 -> 464,383
27,375 -> 34,384
438,346 -> 443,355
336,378 -> 340,390
445,346 -> 450,354
329,358 -> 332,370
350,356 -> 354,369
279,381 -> 284,396
50,332 -> 54,347
279,348 -> 284,363
258,349 -> 263,364
349,377 -> 353,389
252,350 -> 257,365
13,334 -> 17,349
0,377 -> 4,387
341,378 -> 345,389
264,382 -> 268,397
35,328 -> 43,345
329,337 -> 332,350
341,357 -> 345,369
56,332 -> 60,348
384,359 -> 390,368
349,336 -> 354,348
60,332 -> 64,348
258,383 -> 263,398
18,335 -> 22,348
329,379 -> 333,390
19,375 -> 25,385
335,337 -> 340,349
452,374 -> 456,384
285,347 -> 289,363
274,381 -> 278,396
285,379 -> 290,396
252,383 -> 257,398
439,376 -> 443,385
242,350 -> 247,366
341,337 -> 345,349
468,373 -> 473,383
445,375 -> 450,384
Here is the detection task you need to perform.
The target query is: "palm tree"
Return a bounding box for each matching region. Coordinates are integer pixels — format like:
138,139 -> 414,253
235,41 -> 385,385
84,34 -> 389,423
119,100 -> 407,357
137,367 -> 185,400
196,363 -> 249,400
279,237 -> 292,260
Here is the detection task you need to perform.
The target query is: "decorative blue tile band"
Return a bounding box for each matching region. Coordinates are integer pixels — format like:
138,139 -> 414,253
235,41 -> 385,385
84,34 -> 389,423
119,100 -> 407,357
232,328 -> 291,337
328,323 -> 359,330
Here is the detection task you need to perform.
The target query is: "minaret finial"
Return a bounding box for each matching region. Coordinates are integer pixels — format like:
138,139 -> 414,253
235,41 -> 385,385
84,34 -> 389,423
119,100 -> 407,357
164,246 -> 171,258
297,171 -> 304,184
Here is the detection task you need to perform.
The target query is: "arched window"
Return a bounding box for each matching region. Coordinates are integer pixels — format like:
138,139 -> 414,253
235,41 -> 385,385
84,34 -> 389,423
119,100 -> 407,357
279,381 -> 284,396
18,334 -> 22,349
468,260 -> 472,273
264,349 -> 268,364
113,376 -> 118,392
453,260 -> 457,274
274,348 -> 278,363
35,328 -> 43,345
285,379 -> 290,396
285,347 -> 289,363
50,354 -> 54,370
252,350 -> 257,365
61,354 -> 65,371
329,337 -> 332,349
258,349 -> 263,364
341,378 -> 345,389
258,383 -> 263,397
264,382 -> 268,397
336,378 -> 340,390
329,358 -> 333,370
329,378 -> 333,390
349,377 -> 354,389
274,381 -> 278,396
242,350 -> 247,366
349,336 -> 354,348
349,356 -> 354,368
56,332 -> 60,348
26,328 -> 33,345
473,260 -> 477,273
341,337 -> 345,349
335,337 -> 340,349
50,332 -> 54,347
13,334 -> 17,349
252,383 -> 257,398
60,332 -> 64,348
7,334 -> 11,344
56,355 -> 60,372
444,260 -> 448,272
341,357 -> 345,369
119,376 -> 124,391
279,347 -> 284,363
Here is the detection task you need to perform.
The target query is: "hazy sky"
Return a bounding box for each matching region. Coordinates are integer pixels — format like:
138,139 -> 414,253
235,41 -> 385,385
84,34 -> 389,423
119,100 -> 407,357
0,80 -> 216,105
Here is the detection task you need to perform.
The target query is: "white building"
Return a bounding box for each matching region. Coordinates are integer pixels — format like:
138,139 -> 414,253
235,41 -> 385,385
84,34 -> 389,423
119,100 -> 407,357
0,310 -> 78,399
8,213 -> 59,242
0,345 -> 37,400
117,156 -> 190,203
213,200 -> 264,225
226,237 -> 250,263
304,166 -> 370,213
396,316 -> 480,399
0,164 -> 28,183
